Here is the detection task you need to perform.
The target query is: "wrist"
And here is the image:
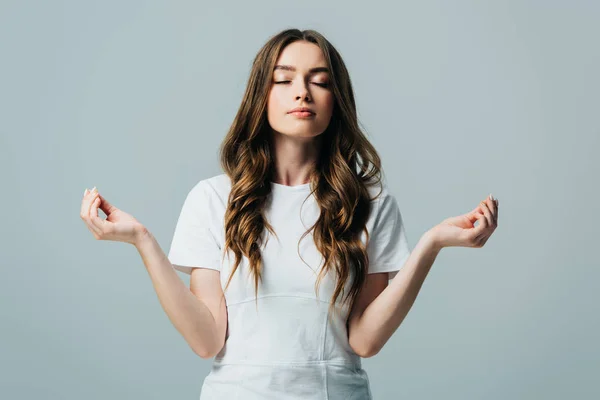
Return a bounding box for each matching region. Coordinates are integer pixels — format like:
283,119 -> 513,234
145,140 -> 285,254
133,225 -> 153,248
422,227 -> 444,253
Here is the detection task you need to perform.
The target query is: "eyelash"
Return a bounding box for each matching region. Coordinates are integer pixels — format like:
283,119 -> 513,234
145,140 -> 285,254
274,81 -> 329,88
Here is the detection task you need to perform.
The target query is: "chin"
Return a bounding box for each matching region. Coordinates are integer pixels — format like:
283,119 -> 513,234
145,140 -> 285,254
274,125 -> 327,139
281,131 -> 323,140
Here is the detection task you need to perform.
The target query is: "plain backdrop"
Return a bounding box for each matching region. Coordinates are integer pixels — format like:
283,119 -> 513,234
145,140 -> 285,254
1,1 -> 598,399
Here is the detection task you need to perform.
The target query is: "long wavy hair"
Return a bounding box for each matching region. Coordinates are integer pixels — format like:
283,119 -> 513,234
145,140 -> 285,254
219,28 -> 385,319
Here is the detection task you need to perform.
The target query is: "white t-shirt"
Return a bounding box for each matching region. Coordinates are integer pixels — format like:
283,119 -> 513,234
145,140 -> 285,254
168,173 -> 411,400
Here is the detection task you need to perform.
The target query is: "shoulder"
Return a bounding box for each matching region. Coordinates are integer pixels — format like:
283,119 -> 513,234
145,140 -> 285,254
365,178 -> 406,231
366,178 -> 394,211
188,173 -> 232,201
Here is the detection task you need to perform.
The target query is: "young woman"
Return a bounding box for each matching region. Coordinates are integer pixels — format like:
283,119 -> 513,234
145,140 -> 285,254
80,28 -> 498,400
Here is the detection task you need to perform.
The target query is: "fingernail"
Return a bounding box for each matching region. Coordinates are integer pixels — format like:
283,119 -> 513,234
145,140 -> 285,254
91,186 -> 97,193
84,188 -> 89,195
489,193 -> 494,200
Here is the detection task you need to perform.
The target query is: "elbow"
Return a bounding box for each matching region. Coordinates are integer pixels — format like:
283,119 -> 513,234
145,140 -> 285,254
192,338 -> 225,360
193,344 -> 219,359
356,344 -> 380,359
190,322 -> 226,359
197,351 -> 215,360
193,346 -> 214,360
363,345 -> 381,358
349,335 -> 379,359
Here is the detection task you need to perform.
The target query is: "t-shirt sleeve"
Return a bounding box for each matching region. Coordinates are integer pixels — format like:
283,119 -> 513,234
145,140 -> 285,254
167,181 -> 222,275
367,189 -> 412,280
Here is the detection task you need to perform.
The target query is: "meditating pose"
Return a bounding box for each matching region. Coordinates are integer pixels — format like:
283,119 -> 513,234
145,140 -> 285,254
80,28 -> 498,400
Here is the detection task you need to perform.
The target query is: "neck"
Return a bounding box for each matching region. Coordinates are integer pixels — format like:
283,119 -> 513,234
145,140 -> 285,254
270,131 -> 322,186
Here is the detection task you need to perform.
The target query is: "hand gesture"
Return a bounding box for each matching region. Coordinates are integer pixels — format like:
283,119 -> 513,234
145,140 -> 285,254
430,194 -> 499,249
80,187 -> 147,246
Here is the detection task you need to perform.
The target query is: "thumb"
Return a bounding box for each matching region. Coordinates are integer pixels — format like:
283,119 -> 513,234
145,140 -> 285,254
465,207 -> 482,224
98,194 -> 117,215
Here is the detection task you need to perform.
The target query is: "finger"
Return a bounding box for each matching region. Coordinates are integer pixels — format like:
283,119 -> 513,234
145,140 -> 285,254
98,194 -> 117,217
465,202 -> 487,228
466,213 -> 479,224
473,207 -> 488,234
464,213 -> 487,247
486,195 -> 497,223
466,210 -> 481,225
466,204 -> 484,220
86,190 -> 99,217
82,187 -> 98,216
83,211 -> 103,237
495,199 -> 499,224
481,201 -> 494,226
80,188 -> 91,217
479,201 -> 494,227
84,191 -> 103,237
89,196 -> 107,233
84,219 -> 103,238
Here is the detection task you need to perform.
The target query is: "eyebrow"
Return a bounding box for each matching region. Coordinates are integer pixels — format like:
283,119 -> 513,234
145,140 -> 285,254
274,65 -> 330,74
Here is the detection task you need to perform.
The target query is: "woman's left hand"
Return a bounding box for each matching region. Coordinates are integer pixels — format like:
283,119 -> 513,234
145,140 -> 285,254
428,194 -> 499,250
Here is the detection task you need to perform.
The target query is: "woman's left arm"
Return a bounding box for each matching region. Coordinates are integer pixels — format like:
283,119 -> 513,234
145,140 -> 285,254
350,195 -> 499,357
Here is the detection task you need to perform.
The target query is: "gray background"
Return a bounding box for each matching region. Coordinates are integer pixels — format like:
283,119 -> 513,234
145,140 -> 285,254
1,1 -> 598,399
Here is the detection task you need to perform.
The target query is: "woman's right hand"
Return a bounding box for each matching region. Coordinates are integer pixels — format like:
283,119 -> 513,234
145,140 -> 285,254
80,187 -> 147,246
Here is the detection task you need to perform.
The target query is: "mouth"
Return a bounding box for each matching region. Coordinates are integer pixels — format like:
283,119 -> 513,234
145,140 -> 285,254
288,110 -> 315,118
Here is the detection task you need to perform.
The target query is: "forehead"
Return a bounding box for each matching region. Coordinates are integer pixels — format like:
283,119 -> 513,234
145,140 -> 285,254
274,41 -> 327,72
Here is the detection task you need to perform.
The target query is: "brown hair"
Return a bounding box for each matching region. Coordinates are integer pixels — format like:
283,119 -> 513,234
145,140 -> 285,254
219,28 -> 385,319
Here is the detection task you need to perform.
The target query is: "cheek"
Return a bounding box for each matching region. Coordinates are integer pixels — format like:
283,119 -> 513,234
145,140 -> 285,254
266,89 -> 285,127
267,89 -> 284,113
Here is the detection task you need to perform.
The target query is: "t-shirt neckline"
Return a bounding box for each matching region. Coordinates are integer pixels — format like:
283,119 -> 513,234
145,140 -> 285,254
270,181 -> 312,192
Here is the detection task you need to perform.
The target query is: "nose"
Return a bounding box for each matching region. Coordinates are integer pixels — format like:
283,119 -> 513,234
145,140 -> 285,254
295,81 -> 311,102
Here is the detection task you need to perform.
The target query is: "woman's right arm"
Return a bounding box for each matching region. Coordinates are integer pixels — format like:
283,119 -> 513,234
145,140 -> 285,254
134,228 -> 225,359
80,188 -> 225,358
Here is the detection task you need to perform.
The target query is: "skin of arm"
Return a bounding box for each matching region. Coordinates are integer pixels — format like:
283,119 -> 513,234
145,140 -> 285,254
347,229 -> 441,358
347,194 -> 498,357
134,228 -> 223,359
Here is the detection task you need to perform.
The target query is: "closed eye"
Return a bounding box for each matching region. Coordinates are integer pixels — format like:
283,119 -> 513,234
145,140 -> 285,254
274,81 -> 329,88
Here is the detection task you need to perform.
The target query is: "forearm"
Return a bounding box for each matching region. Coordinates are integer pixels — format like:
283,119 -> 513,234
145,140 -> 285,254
355,230 -> 442,357
134,229 -> 220,358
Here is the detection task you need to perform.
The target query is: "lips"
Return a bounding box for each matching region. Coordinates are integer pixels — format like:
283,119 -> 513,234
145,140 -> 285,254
288,107 -> 315,114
